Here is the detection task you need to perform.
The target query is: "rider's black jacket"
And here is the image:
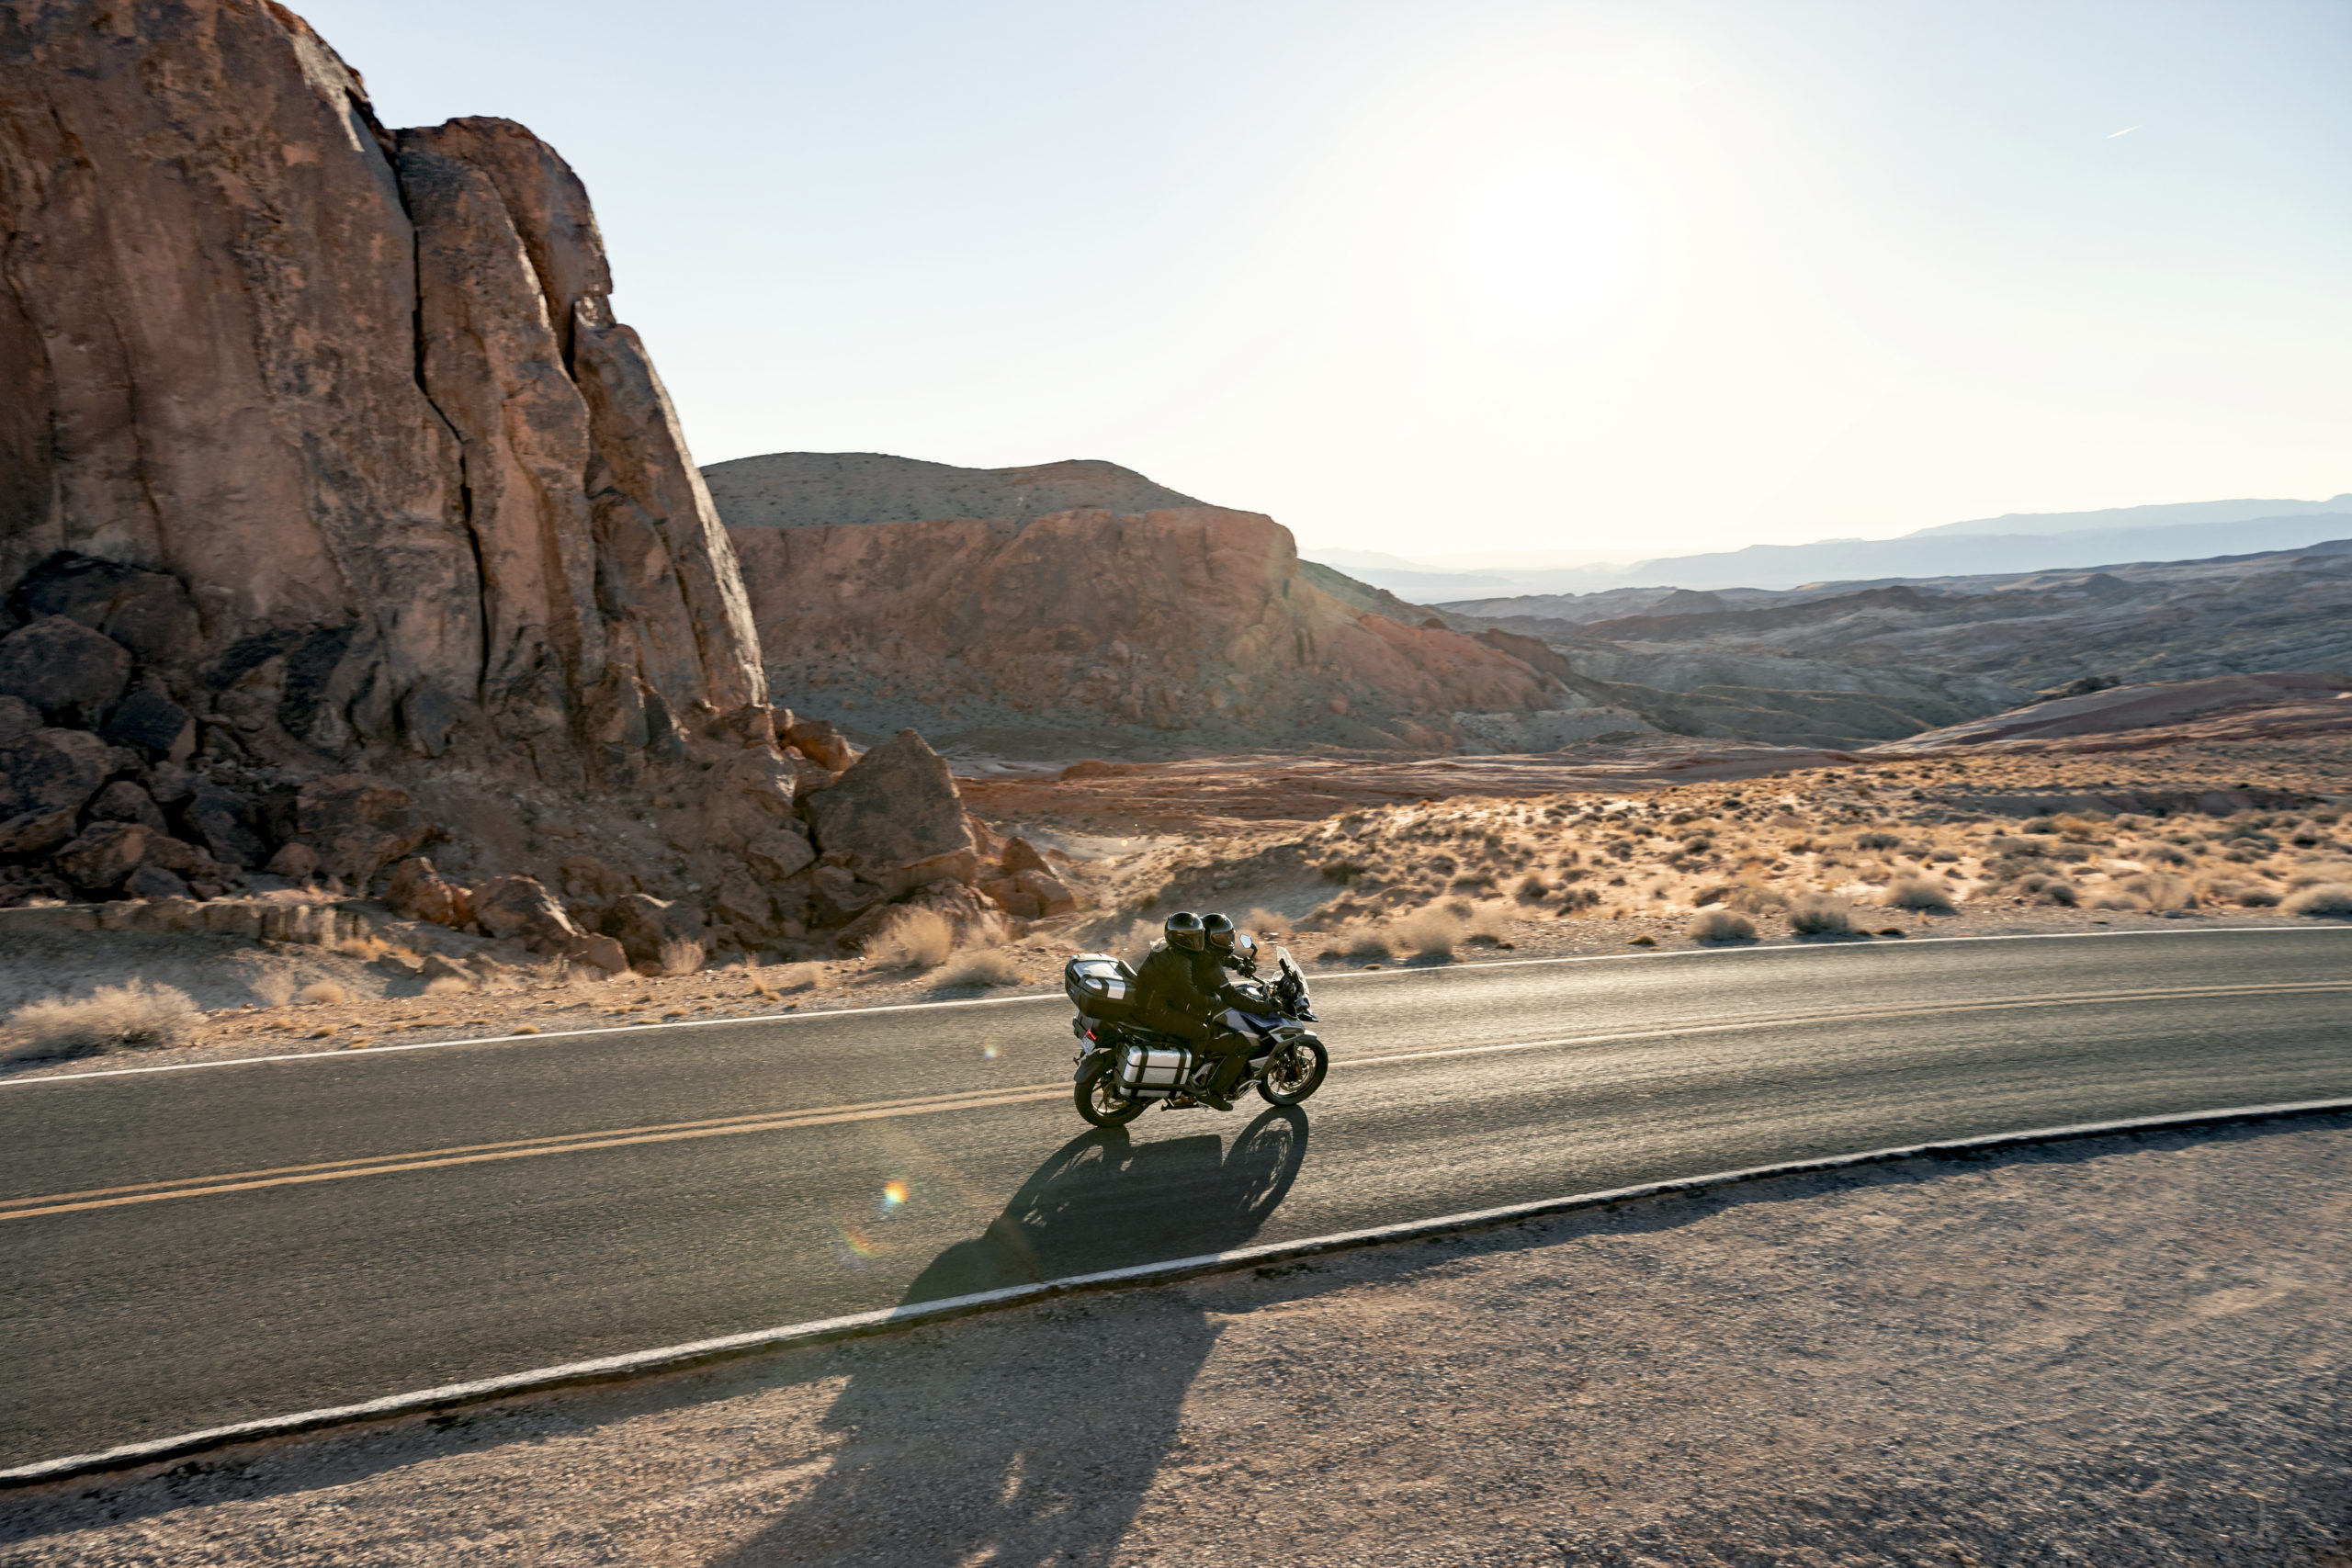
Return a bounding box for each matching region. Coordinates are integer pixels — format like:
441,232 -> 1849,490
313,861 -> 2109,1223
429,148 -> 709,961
1132,940 -> 1247,1043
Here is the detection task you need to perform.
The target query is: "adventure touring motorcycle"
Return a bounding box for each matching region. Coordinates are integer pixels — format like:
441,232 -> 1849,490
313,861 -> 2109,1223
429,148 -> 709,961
1061,938 -> 1329,1127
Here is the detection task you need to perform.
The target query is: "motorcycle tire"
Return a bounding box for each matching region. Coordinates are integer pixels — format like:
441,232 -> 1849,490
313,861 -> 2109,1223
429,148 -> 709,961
1075,1057 -> 1147,1128
1255,1036 -> 1329,1106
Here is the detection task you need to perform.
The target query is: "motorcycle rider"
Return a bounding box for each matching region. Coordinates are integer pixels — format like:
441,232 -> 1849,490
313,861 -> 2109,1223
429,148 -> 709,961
1133,910 -> 1259,1111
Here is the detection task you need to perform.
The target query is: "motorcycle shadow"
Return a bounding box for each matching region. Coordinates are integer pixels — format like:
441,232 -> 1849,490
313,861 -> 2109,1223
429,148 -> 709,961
707,1105 -> 1311,1568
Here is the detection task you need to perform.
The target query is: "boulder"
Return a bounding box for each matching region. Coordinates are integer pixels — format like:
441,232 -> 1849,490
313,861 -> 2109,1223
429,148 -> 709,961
745,828 -> 816,883
803,729 -> 979,896
1001,837 -> 1050,876
470,874 -> 583,954
982,868 -> 1080,919
558,853 -> 632,903
52,821 -> 152,891
809,863 -> 888,926
266,841 -> 322,881
100,691 -> 197,760
784,716 -> 858,772
598,892 -> 703,966
419,953 -> 474,986
385,857 -> 472,927
5,554 -> 202,665
90,780 -> 168,832
0,696 -> 38,741
571,933 -> 629,975
125,863 -> 191,900
295,774 -> 425,883
182,785 -> 270,869
142,834 -> 233,881
0,616 -> 133,728
0,728 -> 107,854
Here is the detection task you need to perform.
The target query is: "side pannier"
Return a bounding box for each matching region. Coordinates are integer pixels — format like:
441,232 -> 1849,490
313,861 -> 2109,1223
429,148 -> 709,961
1063,953 -> 1145,1024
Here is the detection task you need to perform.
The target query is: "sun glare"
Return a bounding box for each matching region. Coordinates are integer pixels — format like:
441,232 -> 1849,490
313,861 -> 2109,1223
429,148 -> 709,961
1444,148 -> 1647,345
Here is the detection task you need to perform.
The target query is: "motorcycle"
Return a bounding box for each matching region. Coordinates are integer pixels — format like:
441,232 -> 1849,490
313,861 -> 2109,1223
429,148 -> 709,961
1062,938 -> 1329,1127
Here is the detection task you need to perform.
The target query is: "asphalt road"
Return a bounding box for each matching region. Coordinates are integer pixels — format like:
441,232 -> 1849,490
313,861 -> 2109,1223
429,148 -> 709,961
4,927 -> 2348,1469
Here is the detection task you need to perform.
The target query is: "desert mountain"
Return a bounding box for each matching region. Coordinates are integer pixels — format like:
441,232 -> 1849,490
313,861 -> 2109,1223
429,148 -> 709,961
1316,494 -> 2352,599
0,0 -> 1023,957
706,454 -> 1564,756
1440,539 -> 2352,749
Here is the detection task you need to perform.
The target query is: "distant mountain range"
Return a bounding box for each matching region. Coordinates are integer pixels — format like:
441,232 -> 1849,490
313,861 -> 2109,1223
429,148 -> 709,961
1306,495 -> 2352,599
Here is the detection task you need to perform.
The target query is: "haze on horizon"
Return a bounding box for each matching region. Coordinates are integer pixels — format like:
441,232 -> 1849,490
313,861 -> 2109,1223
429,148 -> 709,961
301,0 -> 2350,558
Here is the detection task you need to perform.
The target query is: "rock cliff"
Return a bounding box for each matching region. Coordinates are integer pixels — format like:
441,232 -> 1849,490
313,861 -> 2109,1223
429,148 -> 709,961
707,453 -> 1561,754
0,0 -> 992,957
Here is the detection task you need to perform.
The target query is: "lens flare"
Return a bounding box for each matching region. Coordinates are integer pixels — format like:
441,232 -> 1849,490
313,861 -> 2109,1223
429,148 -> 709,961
880,1180 -> 909,1211
982,1044 -> 1000,1061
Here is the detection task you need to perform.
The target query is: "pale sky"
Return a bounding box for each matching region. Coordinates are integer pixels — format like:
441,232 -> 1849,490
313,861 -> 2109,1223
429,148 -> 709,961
301,0 -> 2351,556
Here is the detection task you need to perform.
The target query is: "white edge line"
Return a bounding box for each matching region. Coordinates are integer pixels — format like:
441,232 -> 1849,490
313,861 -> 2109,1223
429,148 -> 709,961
5,1092 -> 2347,1489
9,923 -> 2346,1089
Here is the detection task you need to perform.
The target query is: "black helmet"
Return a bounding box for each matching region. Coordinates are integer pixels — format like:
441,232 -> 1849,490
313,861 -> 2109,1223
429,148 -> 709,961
1164,911 -> 1206,952
1201,912 -> 1237,953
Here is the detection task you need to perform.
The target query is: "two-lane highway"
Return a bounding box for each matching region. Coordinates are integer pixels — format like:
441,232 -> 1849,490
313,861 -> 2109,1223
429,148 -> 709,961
4,927 -> 2348,1469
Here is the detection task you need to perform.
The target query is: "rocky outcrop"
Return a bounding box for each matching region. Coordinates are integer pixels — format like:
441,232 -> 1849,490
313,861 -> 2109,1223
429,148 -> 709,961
0,0 -> 834,942
712,456 -> 1561,752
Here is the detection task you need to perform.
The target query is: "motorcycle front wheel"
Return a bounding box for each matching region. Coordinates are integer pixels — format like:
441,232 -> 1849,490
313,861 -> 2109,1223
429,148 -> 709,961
1075,1059 -> 1147,1127
1256,1036 -> 1329,1106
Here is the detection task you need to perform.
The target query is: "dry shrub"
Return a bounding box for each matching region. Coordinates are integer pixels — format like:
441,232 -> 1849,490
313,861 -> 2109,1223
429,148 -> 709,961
1391,906 -> 1466,958
867,909 -> 953,970
1466,902 -> 1513,940
2121,872 -> 2194,910
2283,883 -> 2352,918
1243,906 -> 1294,940
1687,908 -> 1757,943
933,948 -> 1025,988
1788,897 -> 1855,936
2287,863 -> 2352,889
2229,883 -> 2281,908
1512,873 -> 1553,904
254,970 -> 297,1009
1323,923 -> 1392,962
1728,884 -> 1790,915
2016,874 -> 2078,908
9,979 -> 199,1059
1882,876 -> 1956,914
334,935 -> 387,960
774,961 -> 833,992
657,936 -> 707,976
2090,890 -> 2151,912
424,976 -> 473,996
297,980 -> 350,1006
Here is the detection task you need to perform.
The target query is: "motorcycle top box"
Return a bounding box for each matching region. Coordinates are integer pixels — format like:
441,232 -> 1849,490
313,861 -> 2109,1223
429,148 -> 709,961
1062,953 -> 1145,1025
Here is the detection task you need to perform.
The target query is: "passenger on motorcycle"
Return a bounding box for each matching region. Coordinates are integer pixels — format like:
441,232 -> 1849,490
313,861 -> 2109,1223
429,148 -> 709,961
1133,910 -> 1261,1110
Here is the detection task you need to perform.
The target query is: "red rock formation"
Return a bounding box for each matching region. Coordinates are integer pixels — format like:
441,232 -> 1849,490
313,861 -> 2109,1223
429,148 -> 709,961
0,0 -> 850,946
0,0 -> 763,784
716,465 -> 1560,750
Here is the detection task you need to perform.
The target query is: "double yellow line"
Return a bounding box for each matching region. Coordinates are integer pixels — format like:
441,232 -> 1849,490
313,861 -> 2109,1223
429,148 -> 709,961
5,979 -> 2343,1224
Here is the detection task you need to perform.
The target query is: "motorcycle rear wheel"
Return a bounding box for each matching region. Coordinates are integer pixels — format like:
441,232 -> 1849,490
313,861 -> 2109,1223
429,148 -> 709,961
1075,1059 -> 1147,1127
1255,1037 -> 1329,1106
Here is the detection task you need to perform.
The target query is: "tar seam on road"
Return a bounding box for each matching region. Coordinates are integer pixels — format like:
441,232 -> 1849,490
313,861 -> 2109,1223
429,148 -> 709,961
5,1093 -> 2348,1489
7,924 -> 2347,1089
9,979 -> 2346,1220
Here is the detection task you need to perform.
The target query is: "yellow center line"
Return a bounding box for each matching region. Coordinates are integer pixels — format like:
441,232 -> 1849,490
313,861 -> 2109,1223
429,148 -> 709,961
0,1081 -> 1074,1211
7,980 -> 2340,1224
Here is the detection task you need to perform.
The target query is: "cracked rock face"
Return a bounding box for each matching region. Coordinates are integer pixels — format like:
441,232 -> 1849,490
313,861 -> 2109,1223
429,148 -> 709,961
0,0 -> 763,779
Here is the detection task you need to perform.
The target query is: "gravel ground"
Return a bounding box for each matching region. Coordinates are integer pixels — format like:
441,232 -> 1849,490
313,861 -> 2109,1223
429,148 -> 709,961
6,1116 -> 2348,1565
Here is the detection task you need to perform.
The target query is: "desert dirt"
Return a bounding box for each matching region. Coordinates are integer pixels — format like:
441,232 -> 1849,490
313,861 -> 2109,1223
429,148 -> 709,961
4,732 -> 2347,1079
4,1114 -> 2347,1565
